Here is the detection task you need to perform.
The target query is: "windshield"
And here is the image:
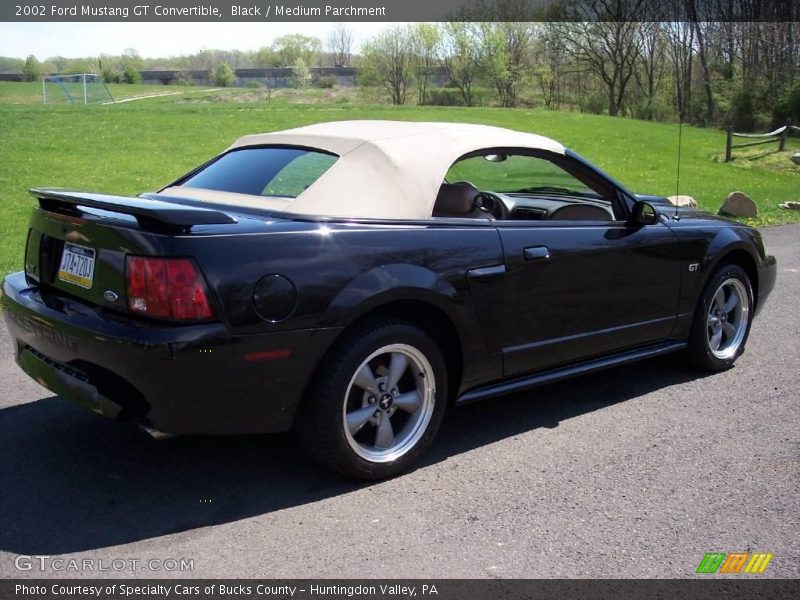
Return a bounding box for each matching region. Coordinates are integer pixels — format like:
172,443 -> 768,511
180,147 -> 338,198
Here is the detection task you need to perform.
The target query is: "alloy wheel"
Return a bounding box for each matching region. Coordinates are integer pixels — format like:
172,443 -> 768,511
342,343 -> 435,463
706,277 -> 750,360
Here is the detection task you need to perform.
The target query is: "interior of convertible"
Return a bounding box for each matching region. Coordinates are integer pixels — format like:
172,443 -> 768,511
433,151 -> 619,221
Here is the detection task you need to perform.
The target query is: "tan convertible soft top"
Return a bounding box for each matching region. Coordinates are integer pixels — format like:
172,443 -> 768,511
160,120 -> 566,220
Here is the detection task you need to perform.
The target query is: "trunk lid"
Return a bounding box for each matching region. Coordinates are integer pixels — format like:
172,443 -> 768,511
24,188 -> 242,314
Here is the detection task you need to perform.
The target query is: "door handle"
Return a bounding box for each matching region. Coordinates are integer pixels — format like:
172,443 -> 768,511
524,246 -> 550,260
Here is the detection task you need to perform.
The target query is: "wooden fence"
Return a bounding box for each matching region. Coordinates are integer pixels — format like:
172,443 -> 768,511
725,120 -> 799,161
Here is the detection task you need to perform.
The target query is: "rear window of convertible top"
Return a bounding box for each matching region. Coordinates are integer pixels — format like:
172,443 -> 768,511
179,146 -> 338,198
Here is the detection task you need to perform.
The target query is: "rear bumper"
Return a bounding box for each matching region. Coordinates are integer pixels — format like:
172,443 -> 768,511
755,255 -> 777,317
1,272 -> 341,434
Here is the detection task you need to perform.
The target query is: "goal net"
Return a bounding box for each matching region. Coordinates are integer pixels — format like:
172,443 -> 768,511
42,74 -> 114,105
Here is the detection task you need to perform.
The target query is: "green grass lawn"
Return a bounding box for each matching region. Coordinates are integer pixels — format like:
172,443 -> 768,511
1,82 -> 798,276
0,81 -> 194,105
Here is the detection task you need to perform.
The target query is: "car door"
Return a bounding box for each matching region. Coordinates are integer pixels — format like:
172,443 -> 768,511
499,217 -> 684,376
447,148 -> 683,377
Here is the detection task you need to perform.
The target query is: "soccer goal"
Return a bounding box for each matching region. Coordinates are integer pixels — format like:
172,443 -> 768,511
42,74 -> 114,105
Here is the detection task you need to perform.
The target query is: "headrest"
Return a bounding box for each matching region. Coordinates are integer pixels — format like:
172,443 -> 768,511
433,182 -> 479,216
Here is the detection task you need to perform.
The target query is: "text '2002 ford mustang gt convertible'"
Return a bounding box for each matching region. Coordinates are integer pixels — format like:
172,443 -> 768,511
2,120 -> 777,478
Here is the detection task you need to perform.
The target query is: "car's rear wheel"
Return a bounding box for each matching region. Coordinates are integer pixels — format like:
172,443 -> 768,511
296,320 -> 447,479
687,263 -> 753,371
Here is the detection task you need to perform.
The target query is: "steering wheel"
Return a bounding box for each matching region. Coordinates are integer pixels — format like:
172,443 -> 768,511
475,192 -> 509,220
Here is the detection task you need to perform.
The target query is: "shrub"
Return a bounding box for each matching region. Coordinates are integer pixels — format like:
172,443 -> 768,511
317,75 -> 336,89
172,72 -> 195,86
211,63 -> 236,87
356,86 -> 387,104
425,88 -> 466,106
579,92 -> 606,115
100,68 -> 120,84
423,87 -> 490,107
633,97 -> 673,122
121,65 -> 141,84
727,89 -> 755,131
710,60 -> 734,80
772,84 -> 800,127
752,112 -> 773,132
290,59 -> 311,89
470,89 -> 490,107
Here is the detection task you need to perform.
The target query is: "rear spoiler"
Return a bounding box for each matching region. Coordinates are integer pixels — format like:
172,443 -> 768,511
30,188 -> 237,229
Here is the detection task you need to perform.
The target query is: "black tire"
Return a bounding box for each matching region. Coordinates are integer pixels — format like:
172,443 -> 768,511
295,319 -> 448,479
686,263 -> 754,371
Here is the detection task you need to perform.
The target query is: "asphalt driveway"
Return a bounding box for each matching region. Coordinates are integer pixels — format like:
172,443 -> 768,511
0,225 -> 797,579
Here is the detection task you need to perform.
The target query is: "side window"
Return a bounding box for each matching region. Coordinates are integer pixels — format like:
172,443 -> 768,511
443,152 -> 619,222
446,154 -> 597,196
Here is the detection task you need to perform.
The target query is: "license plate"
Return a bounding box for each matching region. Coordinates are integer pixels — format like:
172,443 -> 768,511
57,242 -> 95,289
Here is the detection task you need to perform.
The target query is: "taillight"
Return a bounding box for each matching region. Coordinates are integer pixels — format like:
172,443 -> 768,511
126,256 -> 214,321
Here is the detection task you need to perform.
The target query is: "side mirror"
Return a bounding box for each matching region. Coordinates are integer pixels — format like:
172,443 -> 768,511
631,200 -> 660,226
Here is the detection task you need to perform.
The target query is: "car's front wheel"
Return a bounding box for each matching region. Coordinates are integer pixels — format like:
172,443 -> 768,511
687,263 -> 753,371
296,320 -> 448,479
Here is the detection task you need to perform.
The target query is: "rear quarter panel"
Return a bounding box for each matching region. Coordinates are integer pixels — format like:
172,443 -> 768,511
174,219 -> 506,394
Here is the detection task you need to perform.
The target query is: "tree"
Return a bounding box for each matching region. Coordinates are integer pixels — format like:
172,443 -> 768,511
361,26 -> 414,105
63,59 -> 96,75
685,1 -> 714,124
211,62 -> 236,87
48,56 -> 68,73
532,23 -> 578,110
410,23 -> 440,105
556,1 -> 647,116
664,21 -> 694,121
121,48 -> 143,69
254,46 -> 277,68
271,34 -> 321,68
480,22 -> 534,107
440,22 -> 483,107
633,22 -> 667,119
0,57 -> 23,72
327,24 -> 353,67
22,55 -> 42,82
290,59 -> 311,88
194,49 -> 214,71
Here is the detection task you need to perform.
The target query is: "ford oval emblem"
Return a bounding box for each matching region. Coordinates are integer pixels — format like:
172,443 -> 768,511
103,290 -> 119,303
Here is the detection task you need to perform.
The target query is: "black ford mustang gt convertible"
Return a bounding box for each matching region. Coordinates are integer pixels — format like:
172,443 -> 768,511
2,120 -> 776,479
